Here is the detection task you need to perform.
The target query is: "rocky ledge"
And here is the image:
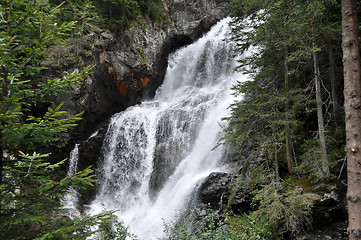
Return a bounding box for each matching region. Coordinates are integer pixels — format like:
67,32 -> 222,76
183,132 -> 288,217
195,172 -> 348,239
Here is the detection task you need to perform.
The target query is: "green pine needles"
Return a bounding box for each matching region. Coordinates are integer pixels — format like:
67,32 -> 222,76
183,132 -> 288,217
0,1 -> 132,239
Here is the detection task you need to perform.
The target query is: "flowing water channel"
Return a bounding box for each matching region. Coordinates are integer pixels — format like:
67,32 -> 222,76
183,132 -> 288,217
65,17 -> 248,239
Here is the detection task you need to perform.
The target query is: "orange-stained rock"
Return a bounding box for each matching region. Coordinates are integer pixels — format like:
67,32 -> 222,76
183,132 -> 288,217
141,76 -> 150,87
116,82 -> 128,97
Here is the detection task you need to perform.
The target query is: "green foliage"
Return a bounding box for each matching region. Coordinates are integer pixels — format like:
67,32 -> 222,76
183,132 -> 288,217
250,182 -> 313,236
162,212 -> 228,240
0,152 -> 96,239
93,0 -> 167,31
49,0 -> 99,32
162,210 -> 279,240
138,0 -> 168,23
226,0 -> 345,178
1,68 -> 92,152
226,215 -> 280,240
223,78 -> 300,158
294,138 -> 324,180
0,1 -> 75,77
172,168 -> 314,239
92,213 -> 138,240
0,1 -> 134,239
0,0 -> 97,152
224,3 -> 345,234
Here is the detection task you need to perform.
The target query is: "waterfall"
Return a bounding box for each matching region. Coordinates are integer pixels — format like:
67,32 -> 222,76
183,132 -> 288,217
62,144 -> 80,218
84,17 -> 247,239
62,130 -> 99,217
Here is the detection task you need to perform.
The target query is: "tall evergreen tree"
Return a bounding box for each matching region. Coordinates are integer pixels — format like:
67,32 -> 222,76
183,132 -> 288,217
228,0 -> 307,178
341,0 -> 361,238
228,0 -> 344,180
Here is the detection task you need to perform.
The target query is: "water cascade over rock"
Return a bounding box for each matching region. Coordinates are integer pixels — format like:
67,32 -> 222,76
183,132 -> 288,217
68,18 -> 249,239
57,0 -> 229,143
62,144 -> 80,218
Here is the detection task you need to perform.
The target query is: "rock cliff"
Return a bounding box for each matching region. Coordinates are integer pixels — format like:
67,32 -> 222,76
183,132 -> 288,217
60,0 -> 229,143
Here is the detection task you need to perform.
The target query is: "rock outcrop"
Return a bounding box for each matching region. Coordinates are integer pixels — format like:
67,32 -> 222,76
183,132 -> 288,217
50,0 -> 230,172
195,172 -> 348,239
61,0 -> 229,143
196,172 -> 252,215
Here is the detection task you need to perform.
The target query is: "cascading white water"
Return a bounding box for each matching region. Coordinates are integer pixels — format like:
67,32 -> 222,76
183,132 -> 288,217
62,130 -> 99,217
62,144 -> 81,218
85,17 -> 247,239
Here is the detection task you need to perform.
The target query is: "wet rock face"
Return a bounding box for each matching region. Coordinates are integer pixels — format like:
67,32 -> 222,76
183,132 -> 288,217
197,172 -> 252,215
72,123 -> 108,206
62,0 -> 229,140
77,125 -> 108,171
199,172 -> 234,210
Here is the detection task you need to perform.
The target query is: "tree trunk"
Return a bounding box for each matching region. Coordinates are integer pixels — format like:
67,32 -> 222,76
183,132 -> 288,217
284,45 -> 293,175
326,4 -> 339,121
341,0 -> 361,238
313,48 -> 330,176
273,127 -> 280,182
328,45 -> 339,118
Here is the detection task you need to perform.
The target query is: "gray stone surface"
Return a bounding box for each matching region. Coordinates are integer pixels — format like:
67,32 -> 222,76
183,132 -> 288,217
59,0 -> 229,141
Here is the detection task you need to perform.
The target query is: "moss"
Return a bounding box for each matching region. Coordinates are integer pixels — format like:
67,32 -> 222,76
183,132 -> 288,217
136,47 -> 145,58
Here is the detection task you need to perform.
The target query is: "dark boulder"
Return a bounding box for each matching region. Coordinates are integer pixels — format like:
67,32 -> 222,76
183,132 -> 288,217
197,172 -> 252,215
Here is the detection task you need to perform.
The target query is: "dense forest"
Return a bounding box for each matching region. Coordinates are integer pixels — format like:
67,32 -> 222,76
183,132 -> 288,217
0,0 -> 360,239
224,0 -> 348,238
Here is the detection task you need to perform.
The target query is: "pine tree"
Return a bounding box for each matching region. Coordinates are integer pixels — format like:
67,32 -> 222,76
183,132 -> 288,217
0,1 -> 132,239
228,0 -> 306,178
228,0 -> 344,180
341,0 -> 361,238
